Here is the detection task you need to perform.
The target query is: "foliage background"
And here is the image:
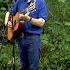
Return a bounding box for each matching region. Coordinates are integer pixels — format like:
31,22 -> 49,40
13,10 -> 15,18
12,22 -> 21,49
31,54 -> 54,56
0,0 -> 70,70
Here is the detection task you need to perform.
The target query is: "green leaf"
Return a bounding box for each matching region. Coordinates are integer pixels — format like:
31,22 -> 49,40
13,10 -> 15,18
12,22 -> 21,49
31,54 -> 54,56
65,22 -> 70,26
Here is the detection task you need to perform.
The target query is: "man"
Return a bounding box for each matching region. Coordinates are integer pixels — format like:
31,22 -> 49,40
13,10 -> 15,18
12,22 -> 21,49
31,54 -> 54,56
8,0 -> 48,70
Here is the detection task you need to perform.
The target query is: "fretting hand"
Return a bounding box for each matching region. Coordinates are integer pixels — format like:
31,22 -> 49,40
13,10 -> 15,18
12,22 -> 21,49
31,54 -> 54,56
8,21 -> 12,27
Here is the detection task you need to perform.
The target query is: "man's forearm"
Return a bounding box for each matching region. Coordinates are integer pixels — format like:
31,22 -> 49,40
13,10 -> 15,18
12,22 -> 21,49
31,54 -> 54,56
30,18 -> 45,27
19,14 -> 45,27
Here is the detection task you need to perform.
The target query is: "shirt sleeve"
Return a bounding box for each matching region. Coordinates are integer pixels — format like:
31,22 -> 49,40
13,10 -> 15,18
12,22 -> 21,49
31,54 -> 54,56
37,0 -> 48,21
9,0 -> 19,15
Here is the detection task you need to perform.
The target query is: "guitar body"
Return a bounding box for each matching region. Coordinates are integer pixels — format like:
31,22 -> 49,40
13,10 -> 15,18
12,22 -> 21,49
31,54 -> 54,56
7,12 -> 23,41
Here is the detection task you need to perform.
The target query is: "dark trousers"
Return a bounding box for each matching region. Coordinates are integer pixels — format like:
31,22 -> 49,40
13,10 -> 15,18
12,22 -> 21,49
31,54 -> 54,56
18,33 -> 41,70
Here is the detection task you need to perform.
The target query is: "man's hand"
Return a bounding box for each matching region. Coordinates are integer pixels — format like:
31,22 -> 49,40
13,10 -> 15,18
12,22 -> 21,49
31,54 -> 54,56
8,21 -> 12,27
19,14 -> 30,21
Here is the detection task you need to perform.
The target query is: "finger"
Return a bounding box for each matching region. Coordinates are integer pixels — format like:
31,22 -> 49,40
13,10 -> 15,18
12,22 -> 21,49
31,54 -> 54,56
8,21 -> 12,27
19,14 -> 24,19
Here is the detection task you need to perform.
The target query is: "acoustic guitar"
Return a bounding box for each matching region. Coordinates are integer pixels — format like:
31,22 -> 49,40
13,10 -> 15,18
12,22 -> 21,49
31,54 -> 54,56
6,12 -> 24,41
5,1 -> 36,41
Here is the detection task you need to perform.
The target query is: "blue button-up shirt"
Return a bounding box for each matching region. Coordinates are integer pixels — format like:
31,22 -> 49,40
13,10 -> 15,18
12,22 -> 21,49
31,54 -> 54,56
10,0 -> 48,34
